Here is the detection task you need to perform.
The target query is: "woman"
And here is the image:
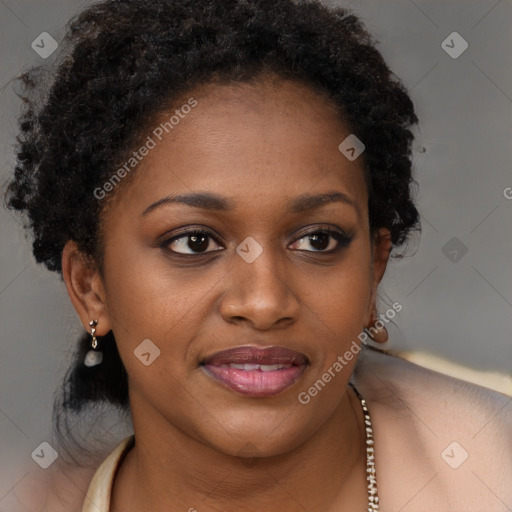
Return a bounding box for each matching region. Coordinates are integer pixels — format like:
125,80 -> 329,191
5,0 -> 511,510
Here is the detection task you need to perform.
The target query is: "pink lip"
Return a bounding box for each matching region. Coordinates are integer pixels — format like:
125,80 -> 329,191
201,346 -> 309,398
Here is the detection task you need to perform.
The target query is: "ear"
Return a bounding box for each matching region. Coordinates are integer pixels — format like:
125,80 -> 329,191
61,240 -> 111,336
364,228 -> 392,330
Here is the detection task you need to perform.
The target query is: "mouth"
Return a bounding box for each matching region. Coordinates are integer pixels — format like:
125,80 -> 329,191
200,345 -> 309,398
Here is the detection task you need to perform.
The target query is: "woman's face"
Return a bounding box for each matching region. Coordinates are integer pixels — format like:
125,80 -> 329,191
90,77 -> 389,456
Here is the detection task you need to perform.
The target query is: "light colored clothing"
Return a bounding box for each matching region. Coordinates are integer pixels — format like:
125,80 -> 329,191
81,435 -> 135,512
395,350 -> 512,396
82,353 -> 512,512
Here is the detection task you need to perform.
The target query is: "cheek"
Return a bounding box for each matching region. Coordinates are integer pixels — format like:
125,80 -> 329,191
101,222 -> 372,368
308,282 -> 370,365
312,252 -> 373,356
318,248 -> 372,320
100,240 -> 222,365
101,233 -> 182,327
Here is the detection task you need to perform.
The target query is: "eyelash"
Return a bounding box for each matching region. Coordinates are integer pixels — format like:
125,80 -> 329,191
160,226 -> 353,257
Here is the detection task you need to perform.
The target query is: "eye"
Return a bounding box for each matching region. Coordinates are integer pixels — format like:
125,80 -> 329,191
161,226 -> 352,257
164,229 -> 224,255
289,228 -> 352,253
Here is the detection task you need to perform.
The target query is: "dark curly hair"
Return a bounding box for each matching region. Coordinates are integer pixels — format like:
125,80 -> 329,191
4,0 -> 420,462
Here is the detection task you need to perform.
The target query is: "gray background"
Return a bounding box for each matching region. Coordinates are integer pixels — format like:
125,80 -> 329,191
1,0 -> 511,507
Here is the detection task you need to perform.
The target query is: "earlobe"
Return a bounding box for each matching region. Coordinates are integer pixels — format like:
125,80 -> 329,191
61,241 -> 111,335
365,305 -> 389,343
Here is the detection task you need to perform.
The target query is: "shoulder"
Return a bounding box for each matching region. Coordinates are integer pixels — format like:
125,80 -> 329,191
3,462 -> 98,512
357,347 -> 512,419
353,348 -> 512,511
14,436 -> 135,512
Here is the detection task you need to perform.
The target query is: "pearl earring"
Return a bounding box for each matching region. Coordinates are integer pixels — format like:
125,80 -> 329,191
84,319 -> 103,367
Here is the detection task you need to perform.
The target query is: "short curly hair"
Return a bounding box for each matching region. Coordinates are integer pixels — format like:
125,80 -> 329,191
5,0 -> 420,461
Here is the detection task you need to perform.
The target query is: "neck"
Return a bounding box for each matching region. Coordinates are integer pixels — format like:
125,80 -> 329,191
111,385 -> 367,512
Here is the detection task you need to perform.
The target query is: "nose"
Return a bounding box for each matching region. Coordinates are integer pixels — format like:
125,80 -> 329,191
219,245 -> 301,330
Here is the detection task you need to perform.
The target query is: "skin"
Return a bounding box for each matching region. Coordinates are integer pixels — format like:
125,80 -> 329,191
61,76 -> 393,511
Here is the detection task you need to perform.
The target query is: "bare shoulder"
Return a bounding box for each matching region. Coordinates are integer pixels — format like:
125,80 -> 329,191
353,348 -> 512,511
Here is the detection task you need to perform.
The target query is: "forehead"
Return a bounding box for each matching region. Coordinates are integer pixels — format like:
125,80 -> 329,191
109,77 -> 368,219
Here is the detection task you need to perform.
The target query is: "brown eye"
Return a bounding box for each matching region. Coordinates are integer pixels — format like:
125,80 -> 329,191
165,230 -> 223,255
290,229 -> 352,253
307,232 -> 331,251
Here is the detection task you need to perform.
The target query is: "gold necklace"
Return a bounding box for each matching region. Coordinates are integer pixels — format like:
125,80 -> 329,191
348,382 -> 379,511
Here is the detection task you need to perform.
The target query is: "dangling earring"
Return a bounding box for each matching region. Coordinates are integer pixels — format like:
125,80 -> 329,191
84,319 -> 103,367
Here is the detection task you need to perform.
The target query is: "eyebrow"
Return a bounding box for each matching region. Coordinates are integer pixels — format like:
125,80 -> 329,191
141,191 -> 359,217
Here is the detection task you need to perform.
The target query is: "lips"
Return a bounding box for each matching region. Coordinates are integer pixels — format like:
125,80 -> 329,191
202,346 -> 308,366
201,345 -> 309,398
